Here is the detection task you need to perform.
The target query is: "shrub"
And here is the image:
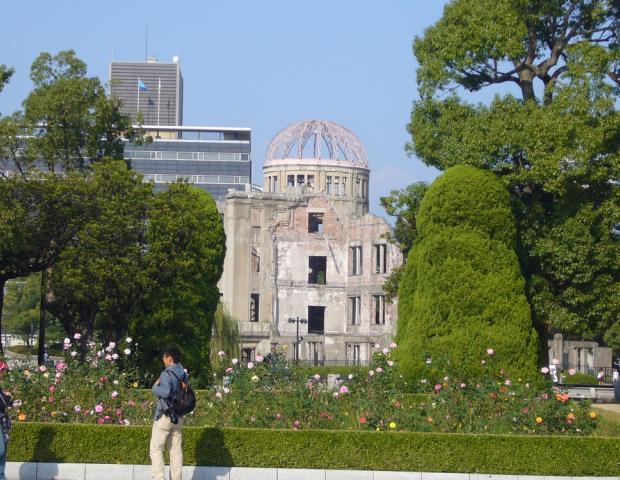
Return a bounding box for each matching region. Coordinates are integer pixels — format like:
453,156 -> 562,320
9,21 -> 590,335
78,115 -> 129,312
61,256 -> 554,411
396,165 -> 538,384
9,423 -> 620,475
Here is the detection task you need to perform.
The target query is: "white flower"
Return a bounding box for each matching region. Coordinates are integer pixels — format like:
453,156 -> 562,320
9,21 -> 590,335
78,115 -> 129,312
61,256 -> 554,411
425,358 -> 432,365
368,370 -> 375,376
108,342 -> 116,349
63,338 -> 71,345
113,380 -> 119,385
124,349 -> 131,355
217,351 -> 225,358
387,360 -> 394,367
70,351 -> 77,357
126,337 -> 133,343
376,367 -> 383,373
232,358 -> 239,365
382,348 -> 389,354
73,333 -> 81,340
123,419 -> 131,425
486,348 -> 494,355
112,353 -> 119,360
348,374 -> 354,380
215,392 -> 223,399
313,374 -> 321,380
251,375 -> 259,383
111,391 -> 119,398
223,387 -> 230,394
247,362 -> 254,369
541,367 -> 549,374
389,342 -> 397,349
332,392 -> 339,398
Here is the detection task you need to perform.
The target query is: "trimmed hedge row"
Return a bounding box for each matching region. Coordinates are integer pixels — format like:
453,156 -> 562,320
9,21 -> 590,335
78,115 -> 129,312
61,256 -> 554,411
8,423 -> 620,475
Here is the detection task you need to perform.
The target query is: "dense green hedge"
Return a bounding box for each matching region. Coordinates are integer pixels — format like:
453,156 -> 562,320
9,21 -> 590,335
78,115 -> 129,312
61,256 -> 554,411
8,423 -> 620,475
396,165 -> 539,383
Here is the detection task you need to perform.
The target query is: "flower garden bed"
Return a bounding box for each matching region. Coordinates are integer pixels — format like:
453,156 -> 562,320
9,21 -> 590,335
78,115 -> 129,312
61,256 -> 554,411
5,340 -> 601,436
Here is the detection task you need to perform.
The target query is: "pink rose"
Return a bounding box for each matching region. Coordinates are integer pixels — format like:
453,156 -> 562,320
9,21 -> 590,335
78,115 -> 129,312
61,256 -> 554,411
95,404 -> 104,413
339,386 -> 349,394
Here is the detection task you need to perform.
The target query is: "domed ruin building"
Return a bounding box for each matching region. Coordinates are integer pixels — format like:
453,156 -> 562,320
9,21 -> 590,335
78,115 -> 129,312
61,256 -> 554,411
219,120 -> 402,364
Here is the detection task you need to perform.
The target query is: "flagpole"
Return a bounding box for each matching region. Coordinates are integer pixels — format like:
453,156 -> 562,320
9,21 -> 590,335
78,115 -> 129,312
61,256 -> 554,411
137,77 -> 141,114
157,77 -> 161,126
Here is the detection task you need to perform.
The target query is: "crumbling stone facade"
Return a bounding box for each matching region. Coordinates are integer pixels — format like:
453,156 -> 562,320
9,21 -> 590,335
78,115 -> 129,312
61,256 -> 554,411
218,120 -> 402,364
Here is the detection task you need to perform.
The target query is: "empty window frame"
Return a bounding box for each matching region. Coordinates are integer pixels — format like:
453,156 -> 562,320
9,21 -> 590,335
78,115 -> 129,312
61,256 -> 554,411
297,174 -> 305,186
308,306 -> 325,334
373,243 -> 387,274
307,342 -> 324,365
348,296 -> 361,325
347,343 -> 361,365
241,348 -> 255,364
287,175 -> 295,187
372,295 -> 386,325
308,212 -> 324,233
308,256 -> 327,285
349,246 -> 363,275
250,294 -> 260,322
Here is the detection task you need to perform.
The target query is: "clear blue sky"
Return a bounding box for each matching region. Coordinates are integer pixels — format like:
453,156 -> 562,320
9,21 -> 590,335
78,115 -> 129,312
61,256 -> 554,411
0,0 -> 448,216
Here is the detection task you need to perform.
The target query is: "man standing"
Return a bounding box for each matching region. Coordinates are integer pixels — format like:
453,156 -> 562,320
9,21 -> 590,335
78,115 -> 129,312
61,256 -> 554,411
150,345 -> 186,480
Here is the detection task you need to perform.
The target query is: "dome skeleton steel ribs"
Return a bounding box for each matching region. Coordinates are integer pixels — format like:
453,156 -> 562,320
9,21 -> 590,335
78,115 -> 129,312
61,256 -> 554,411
266,120 -> 368,167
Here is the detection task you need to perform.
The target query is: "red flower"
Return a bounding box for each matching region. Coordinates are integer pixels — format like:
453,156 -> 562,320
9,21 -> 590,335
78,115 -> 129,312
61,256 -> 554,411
359,417 -> 367,424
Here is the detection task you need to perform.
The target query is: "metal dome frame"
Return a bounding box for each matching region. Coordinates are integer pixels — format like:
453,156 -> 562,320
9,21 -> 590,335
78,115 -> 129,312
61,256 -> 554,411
266,120 -> 368,166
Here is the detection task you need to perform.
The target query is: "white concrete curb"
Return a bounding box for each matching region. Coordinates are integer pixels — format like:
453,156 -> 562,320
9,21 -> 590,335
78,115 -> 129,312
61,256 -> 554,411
5,463 -> 620,480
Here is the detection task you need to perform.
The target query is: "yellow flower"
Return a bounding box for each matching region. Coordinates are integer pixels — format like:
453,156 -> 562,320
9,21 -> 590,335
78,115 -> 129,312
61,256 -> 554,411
51,411 -> 58,417
389,421 -> 396,429
282,344 -> 288,351
132,382 -> 139,388
18,413 -> 26,421
535,417 -> 543,425
589,411 -> 597,419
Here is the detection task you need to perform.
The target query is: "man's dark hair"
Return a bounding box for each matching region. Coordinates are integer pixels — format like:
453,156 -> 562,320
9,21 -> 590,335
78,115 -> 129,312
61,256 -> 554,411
163,344 -> 181,363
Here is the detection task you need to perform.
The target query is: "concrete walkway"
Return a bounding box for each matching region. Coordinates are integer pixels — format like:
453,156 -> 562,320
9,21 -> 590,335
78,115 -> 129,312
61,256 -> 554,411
5,463 -> 620,480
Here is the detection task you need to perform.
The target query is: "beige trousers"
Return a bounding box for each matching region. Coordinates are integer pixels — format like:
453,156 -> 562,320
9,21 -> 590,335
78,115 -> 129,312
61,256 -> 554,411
150,415 -> 183,480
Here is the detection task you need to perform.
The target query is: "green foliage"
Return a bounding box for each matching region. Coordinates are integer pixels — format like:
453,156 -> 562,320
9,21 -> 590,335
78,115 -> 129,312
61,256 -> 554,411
396,166 -> 538,383
210,304 -> 240,375
561,372 -> 598,385
0,64 -> 13,96
4,424 -> 620,474
380,182 -> 428,300
20,50 -> 136,172
416,166 -> 516,248
409,1 -> 620,340
131,184 -> 226,386
7,347 -> 597,437
3,274 -> 40,345
45,159 -> 152,343
603,322 -> 620,356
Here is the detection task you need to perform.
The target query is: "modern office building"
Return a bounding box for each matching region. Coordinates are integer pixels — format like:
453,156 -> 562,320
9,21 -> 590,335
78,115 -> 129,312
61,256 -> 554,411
124,124 -> 252,199
219,120 -> 402,364
110,58 -> 183,127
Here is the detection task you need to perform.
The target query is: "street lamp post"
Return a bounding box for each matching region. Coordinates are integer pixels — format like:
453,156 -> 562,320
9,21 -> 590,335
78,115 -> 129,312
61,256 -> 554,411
288,316 -> 307,364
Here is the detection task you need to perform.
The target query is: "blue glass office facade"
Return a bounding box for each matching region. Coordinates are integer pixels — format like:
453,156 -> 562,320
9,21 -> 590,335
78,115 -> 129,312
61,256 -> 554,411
125,125 -> 252,199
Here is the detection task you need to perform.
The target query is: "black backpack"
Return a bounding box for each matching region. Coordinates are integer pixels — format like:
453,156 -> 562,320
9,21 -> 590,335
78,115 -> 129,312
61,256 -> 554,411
165,370 -> 196,416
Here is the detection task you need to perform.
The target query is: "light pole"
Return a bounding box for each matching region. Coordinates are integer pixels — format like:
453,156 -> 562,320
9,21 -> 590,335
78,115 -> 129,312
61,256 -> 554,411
288,316 -> 307,364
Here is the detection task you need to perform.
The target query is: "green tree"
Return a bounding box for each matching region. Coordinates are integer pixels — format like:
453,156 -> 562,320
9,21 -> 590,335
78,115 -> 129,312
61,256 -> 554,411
21,50 -> 136,172
0,64 -> 12,95
131,183 -> 226,386
0,171 -> 94,352
210,303 -> 240,375
396,166 -> 539,384
409,0 -> 620,341
3,274 -> 40,346
380,182 -> 429,300
44,160 -> 152,344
